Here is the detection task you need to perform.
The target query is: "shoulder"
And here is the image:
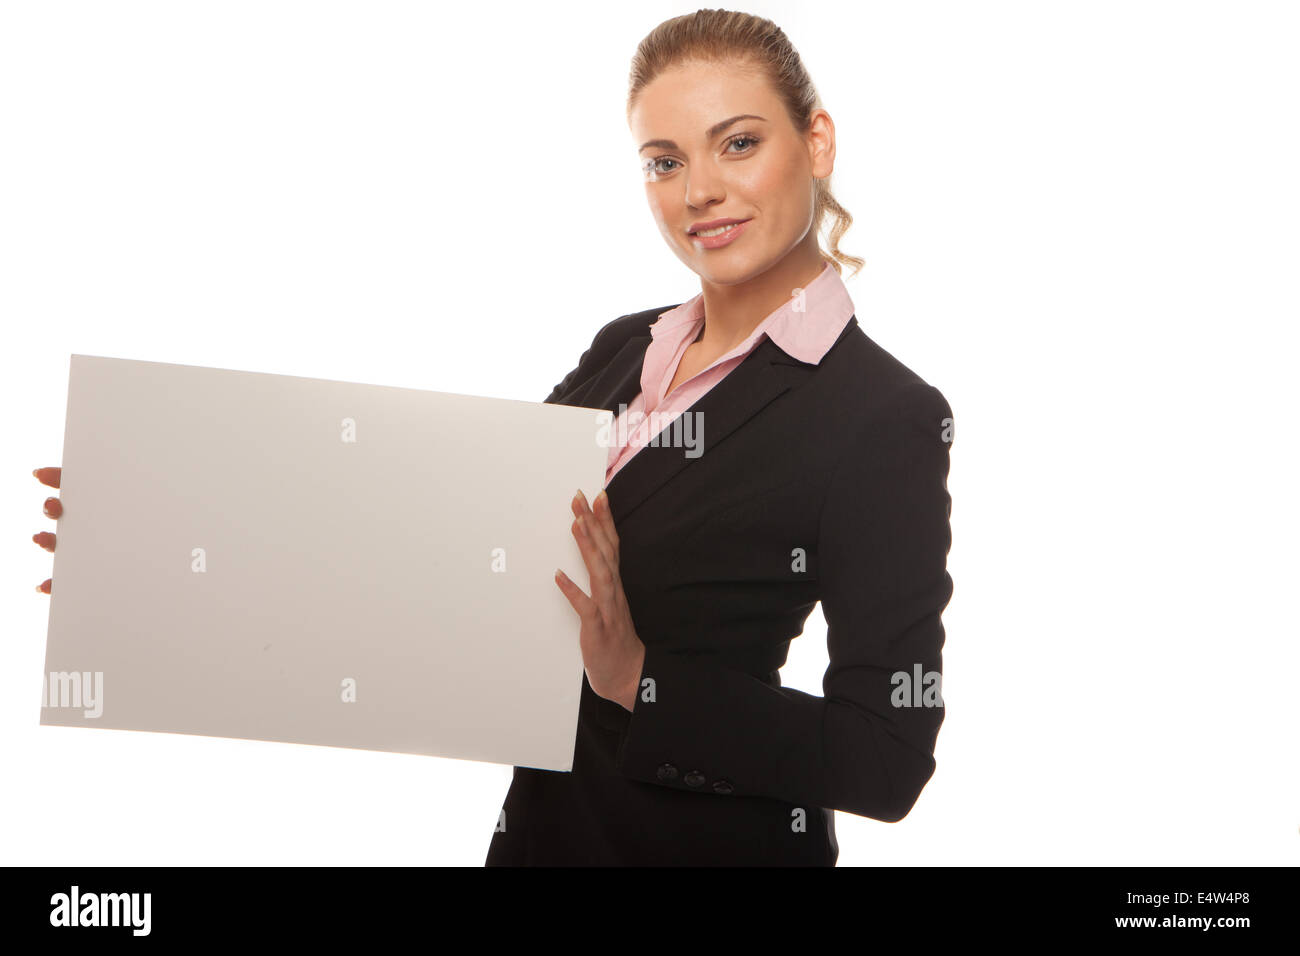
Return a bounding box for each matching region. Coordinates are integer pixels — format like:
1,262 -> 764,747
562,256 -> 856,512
819,321 -> 953,430
591,304 -> 680,350
813,328 -> 955,514
560,304 -> 680,379
544,304 -> 682,404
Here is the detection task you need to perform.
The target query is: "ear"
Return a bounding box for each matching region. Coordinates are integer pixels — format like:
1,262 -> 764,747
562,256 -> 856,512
808,108 -> 836,180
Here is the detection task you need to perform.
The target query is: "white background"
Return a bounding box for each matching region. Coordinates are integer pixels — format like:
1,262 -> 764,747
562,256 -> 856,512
3,0 -> 1296,865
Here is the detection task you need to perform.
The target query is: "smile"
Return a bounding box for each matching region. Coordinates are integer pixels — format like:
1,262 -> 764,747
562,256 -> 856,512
689,219 -> 751,249
695,222 -> 743,238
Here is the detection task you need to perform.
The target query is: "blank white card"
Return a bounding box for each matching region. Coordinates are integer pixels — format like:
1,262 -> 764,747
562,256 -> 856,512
40,355 -> 612,772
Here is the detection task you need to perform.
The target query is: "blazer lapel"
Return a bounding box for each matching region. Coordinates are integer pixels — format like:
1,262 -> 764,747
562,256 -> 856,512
603,340 -> 809,523
557,315 -> 860,525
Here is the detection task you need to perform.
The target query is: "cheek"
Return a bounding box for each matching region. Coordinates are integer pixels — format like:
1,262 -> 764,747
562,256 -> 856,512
732,151 -> 814,228
644,186 -> 674,232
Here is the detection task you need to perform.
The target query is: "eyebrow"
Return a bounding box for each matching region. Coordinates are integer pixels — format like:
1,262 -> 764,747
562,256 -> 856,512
638,113 -> 767,153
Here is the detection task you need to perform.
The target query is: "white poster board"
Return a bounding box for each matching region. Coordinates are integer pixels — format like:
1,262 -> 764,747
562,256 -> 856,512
40,355 -> 611,772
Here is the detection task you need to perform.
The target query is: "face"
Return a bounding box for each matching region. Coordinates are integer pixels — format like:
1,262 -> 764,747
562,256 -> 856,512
629,59 -> 835,286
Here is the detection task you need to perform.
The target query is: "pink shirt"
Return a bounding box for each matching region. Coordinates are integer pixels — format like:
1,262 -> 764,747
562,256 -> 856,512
604,261 -> 856,486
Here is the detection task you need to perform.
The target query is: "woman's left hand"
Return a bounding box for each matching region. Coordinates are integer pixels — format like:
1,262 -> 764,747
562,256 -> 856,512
555,489 -> 645,712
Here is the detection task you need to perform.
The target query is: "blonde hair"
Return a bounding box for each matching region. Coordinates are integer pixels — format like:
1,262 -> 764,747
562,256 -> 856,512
627,8 -> 865,278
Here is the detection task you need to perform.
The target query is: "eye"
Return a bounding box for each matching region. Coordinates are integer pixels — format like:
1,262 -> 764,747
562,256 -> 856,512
725,134 -> 760,154
642,156 -> 681,180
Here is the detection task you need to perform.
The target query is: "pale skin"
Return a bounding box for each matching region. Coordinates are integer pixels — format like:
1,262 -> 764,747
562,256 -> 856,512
33,57 -> 840,716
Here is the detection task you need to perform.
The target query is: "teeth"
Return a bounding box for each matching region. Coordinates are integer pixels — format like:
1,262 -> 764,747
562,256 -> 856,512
695,222 -> 742,238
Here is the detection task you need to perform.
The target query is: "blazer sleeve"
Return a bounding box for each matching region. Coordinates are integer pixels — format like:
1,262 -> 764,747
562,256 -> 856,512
613,381 -> 955,822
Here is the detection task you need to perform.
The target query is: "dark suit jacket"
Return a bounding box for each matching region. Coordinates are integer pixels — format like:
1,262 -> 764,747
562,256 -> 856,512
485,301 -> 954,866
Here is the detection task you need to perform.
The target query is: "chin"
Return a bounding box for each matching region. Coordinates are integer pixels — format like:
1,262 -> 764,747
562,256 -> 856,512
673,243 -> 756,282
693,255 -> 771,286
697,266 -> 754,286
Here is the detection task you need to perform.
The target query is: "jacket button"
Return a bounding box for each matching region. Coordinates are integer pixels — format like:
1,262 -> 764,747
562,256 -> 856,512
684,770 -> 706,787
656,763 -> 679,782
711,779 -> 734,795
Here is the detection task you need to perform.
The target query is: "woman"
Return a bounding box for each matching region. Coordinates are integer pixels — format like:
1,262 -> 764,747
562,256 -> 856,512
32,8 -> 954,867
486,9 -> 955,866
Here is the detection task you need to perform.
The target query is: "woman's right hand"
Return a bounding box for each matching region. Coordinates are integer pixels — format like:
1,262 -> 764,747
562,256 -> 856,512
33,466 -> 61,594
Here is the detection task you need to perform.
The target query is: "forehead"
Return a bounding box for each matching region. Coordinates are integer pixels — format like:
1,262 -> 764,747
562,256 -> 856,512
630,59 -> 779,137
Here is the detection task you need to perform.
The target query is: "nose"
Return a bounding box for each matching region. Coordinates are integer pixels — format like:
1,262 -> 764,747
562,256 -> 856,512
684,162 -> 726,210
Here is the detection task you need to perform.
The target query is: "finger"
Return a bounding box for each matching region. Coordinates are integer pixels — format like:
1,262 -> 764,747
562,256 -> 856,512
593,490 -> 619,562
33,531 -> 55,552
37,579 -> 51,594
571,491 -> 616,569
582,495 -> 627,615
572,517 -> 618,618
33,467 -> 61,489
554,568 -> 596,620
43,497 -> 62,519
573,515 -> 615,586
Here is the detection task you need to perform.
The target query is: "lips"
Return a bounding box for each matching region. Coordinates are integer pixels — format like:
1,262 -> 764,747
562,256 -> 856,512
688,217 -> 750,236
688,217 -> 751,249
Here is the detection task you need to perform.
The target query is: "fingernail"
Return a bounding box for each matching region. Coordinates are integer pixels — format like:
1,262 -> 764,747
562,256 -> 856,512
32,468 -> 40,478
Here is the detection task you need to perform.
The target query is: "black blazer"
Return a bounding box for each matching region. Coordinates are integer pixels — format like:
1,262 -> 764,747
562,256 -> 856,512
486,301 -> 954,866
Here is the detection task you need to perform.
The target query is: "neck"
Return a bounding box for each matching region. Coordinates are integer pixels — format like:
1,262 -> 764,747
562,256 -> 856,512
696,233 -> 828,352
